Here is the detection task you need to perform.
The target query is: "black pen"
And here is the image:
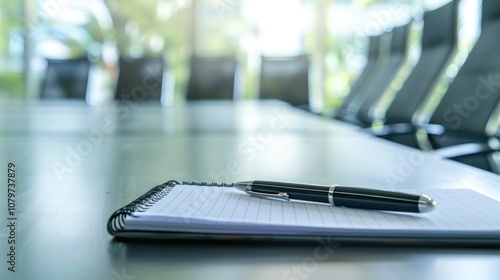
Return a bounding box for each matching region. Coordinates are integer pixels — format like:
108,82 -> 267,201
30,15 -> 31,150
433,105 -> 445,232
234,180 -> 436,213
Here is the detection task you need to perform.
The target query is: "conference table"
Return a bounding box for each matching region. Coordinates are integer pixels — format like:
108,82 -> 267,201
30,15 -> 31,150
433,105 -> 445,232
1,100 -> 500,280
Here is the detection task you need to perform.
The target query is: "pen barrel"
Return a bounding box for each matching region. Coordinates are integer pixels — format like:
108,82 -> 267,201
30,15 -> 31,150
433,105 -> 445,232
332,186 -> 420,213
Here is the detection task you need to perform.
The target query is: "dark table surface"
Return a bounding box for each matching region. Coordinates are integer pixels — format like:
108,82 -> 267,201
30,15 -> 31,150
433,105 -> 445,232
1,100 -> 500,280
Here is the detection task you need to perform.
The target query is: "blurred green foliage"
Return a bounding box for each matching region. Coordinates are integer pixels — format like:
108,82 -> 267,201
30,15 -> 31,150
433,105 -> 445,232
0,0 -> 23,54
0,0 -> 24,98
0,73 -> 24,98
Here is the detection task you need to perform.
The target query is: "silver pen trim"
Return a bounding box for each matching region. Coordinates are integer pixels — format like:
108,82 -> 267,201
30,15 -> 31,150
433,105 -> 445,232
245,190 -> 290,201
328,185 -> 336,206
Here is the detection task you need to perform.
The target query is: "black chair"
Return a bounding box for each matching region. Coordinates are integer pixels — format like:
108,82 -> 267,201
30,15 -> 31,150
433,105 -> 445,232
372,0 -> 459,146
186,56 -> 238,100
347,22 -> 411,127
334,34 -> 388,120
40,57 -> 91,99
258,54 -> 310,108
115,56 -> 165,102
385,0 -> 500,172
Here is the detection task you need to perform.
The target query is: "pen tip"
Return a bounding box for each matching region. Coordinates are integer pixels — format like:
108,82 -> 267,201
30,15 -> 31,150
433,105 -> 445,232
235,181 -> 253,185
418,195 -> 436,213
233,181 -> 252,191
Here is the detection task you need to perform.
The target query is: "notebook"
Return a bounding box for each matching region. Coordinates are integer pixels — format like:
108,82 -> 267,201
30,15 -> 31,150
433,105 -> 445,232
107,180 -> 500,245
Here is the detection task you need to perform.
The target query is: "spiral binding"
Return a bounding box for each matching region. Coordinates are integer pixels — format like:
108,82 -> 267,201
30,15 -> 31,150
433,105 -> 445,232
107,180 -> 178,234
182,180 -> 234,187
107,180 -> 235,235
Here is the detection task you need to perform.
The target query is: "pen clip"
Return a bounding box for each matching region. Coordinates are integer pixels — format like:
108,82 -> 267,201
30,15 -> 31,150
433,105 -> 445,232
246,190 -> 290,201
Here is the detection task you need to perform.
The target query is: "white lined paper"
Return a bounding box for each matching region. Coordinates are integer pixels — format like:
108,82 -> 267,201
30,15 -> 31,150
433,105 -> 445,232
124,185 -> 500,237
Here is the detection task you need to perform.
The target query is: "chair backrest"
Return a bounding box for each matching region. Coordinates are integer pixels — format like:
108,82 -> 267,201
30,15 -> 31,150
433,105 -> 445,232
115,56 -> 165,101
186,56 -> 238,100
353,22 -> 411,125
383,0 -> 459,125
40,57 -> 90,99
428,0 -> 500,137
258,54 -> 309,107
334,33 -> 387,119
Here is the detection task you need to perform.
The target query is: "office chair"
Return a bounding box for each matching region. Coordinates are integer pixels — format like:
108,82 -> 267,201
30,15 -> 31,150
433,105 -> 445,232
186,55 -> 238,100
334,34 -> 388,120
115,56 -> 165,101
347,22 -> 411,127
40,57 -> 91,99
371,0 -> 459,146
385,0 -> 500,172
258,54 -> 310,108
